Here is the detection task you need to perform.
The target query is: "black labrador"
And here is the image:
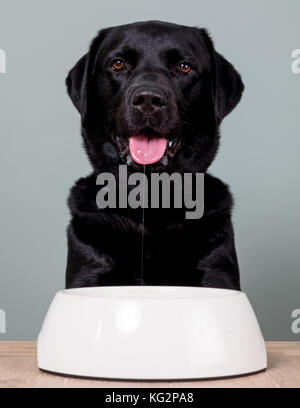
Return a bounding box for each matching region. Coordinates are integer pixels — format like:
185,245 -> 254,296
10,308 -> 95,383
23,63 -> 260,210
65,21 -> 244,289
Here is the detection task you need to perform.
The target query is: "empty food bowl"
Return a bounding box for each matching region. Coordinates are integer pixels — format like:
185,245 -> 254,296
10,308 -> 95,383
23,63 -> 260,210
37,286 -> 267,380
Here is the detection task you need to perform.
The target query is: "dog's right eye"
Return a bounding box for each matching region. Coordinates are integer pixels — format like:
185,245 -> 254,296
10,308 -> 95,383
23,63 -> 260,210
112,59 -> 125,71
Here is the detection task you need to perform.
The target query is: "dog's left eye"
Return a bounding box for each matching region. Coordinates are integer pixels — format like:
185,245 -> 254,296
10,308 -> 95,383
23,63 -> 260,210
179,62 -> 192,74
112,59 -> 125,71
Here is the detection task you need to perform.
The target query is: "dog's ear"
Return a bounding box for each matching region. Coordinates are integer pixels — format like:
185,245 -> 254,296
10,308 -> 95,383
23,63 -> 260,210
199,29 -> 244,124
66,30 -> 107,127
213,52 -> 244,123
66,54 -> 89,125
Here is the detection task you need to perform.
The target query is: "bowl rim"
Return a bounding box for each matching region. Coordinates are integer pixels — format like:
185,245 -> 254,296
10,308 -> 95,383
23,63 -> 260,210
59,286 -> 244,301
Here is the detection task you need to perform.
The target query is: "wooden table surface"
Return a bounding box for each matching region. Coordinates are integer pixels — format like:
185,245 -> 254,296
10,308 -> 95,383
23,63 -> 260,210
0,342 -> 299,388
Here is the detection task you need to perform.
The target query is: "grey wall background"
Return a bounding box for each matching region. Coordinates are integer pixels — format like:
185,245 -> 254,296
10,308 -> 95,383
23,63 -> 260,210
0,0 -> 299,340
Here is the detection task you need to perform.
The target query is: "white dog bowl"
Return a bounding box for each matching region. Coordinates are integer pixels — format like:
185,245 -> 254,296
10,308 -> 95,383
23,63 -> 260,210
37,286 -> 267,380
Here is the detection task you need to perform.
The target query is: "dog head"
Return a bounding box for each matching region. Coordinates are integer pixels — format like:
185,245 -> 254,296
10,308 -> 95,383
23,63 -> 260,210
66,21 -> 244,172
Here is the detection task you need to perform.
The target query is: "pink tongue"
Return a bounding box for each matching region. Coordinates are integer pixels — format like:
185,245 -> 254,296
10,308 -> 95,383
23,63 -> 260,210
129,134 -> 167,165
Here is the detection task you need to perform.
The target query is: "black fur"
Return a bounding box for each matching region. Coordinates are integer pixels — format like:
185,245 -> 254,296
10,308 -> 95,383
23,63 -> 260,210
65,21 -> 244,290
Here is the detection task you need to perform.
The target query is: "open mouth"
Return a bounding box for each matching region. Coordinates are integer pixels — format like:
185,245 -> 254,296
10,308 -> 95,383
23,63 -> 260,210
116,130 -> 181,166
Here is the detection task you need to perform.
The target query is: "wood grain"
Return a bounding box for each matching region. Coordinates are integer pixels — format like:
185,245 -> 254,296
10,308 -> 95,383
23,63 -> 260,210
0,342 -> 299,388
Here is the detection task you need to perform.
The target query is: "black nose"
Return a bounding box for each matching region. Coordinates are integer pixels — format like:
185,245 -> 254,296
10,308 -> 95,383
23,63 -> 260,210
132,89 -> 166,112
